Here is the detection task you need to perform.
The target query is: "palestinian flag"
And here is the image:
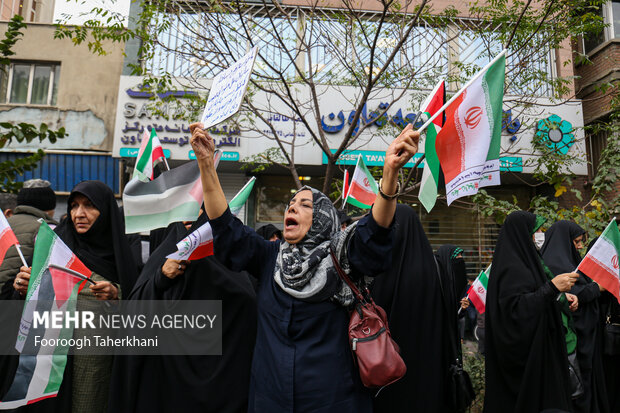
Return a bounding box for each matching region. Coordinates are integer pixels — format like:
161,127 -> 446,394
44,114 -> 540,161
0,222 -> 90,409
229,176 -> 256,217
133,129 -> 166,182
418,80 -> 446,213
435,52 -> 505,205
123,161 -> 203,234
577,219 -> 620,303
468,265 -> 491,314
0,209 -> 19,265
345,155 -> 377,209
166,177 -> 256,261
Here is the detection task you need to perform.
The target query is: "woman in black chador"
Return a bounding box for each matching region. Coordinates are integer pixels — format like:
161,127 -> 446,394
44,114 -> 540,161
370,204 -> 450,412
542,220 -> 608,413
107,212 -> 257,413
484,211 -> 579,413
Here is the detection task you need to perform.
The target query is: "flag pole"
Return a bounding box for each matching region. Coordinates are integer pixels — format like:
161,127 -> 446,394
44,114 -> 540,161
15,245 -> 28,268
417,49 -> 507,135
162,156 -> 170,171
48,264 -> 96,285
343,155 -> 361,207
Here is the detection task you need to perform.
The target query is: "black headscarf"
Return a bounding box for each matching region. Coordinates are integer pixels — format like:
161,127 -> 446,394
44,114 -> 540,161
541,220 -> 586,276
370,204 -> 450,412
484,211 -> 572,413
436,244 -> 468,306
108,213 -> 257,413
55,181 -> 138,294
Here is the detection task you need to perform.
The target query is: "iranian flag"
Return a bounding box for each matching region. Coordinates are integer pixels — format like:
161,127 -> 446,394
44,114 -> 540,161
167,177 -> 256,261
342,169 -> 350,201
435,51 -> 506,205
345,155 -> 377,209
468,265 -> 491,314
133,129 -> 167,181
0,209 -> 19,265
1,221 -> 90,409
418,80 -> 446,213
577,218 -> 620,303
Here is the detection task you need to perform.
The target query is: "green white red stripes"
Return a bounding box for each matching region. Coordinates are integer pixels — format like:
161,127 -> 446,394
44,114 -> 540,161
1,222 -> 90,409
468,265 -> 491,313
577,219 -> 620,303
418,80 -> 446,213
434,53 -> 505,205
123,161 -> 203,234
133,129 -> 166,181
345,155 -> 377,209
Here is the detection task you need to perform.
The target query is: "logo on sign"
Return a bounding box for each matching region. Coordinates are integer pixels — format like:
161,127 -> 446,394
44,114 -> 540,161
465,107 -> 483,129
612,255 -> 619,270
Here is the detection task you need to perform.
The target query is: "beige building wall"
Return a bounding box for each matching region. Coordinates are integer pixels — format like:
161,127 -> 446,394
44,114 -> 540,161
0,22 -> 125,151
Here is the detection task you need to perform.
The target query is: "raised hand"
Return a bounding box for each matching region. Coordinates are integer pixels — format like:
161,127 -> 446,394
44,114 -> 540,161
189,122 -> 216,164
384,123 -> 420,172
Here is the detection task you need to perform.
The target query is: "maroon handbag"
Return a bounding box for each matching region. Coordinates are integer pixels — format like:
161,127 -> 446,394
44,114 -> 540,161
330,248 -> 406,388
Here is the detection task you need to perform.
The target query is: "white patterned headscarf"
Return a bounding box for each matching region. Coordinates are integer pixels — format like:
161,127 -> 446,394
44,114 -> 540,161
274,186 -> 357,306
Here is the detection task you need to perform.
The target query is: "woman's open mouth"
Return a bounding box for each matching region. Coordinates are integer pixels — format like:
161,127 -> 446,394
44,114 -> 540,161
284,217 -> 298,230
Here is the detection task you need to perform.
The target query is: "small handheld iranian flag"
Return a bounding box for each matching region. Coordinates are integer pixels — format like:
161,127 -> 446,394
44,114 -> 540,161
468,264 -> 491,313
0,209 -> 20,266
342,169 -> 350,202
1,221 -> 91,409
345,155 -> 377,209
577,218 -> 620,303
167,177 -> 256,261
133,129 -> 168,182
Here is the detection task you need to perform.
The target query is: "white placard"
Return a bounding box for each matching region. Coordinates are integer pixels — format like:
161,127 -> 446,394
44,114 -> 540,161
201,46 -> 258,129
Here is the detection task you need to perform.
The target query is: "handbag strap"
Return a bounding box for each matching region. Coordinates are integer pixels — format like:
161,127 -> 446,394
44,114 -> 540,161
329,246 -> 367,303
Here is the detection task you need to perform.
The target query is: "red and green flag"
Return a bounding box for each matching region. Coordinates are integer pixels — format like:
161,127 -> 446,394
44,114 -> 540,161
435,52 -> 506,205
1,222 -> 91,409
418,80 -> 446,213
345,155 -> 377,209
468,265 -> 491,314
577,218 -> 620,303
133,129 -> 167,182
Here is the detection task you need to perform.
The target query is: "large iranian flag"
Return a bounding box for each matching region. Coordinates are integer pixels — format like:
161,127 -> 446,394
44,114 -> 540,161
344,155 -> 377,209
577,219 -> 620,303
133,129 -> 167,182
0,222 -> 90,409
435,52 -> 506,205
468,265 -> 491,314
418,80 -> 446,213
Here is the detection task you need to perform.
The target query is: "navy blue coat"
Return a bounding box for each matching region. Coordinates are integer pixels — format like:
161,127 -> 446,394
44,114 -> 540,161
210,208 -> 393,413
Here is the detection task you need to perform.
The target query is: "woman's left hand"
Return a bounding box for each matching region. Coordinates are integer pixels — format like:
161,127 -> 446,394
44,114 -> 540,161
460,297 -> 470,310
384,123 -> 419,173
566,293 -> 579,312
90,281 -> 119,300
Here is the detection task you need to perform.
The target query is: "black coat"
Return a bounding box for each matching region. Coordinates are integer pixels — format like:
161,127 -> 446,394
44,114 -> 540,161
484,211 -> 572,413
542,220 -> 608,413
107,215 -> 257,413
370,204 -> 451,412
